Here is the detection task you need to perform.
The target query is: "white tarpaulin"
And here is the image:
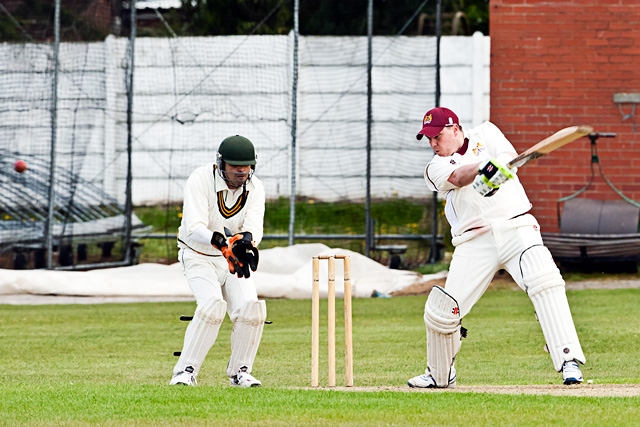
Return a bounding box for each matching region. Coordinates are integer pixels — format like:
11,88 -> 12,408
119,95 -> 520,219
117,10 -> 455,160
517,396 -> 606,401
0,243 -> 446,300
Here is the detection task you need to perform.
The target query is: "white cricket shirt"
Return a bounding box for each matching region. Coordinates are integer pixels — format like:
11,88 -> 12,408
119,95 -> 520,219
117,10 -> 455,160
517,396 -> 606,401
424,121 -> 532,238
177,163 -> 265,255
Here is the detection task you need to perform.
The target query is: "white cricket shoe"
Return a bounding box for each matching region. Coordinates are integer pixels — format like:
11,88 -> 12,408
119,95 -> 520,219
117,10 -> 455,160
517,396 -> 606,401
230,366 -> 262,388
408,367 -> 456,389
170,366 -> 197,386
562,360 -> 583,385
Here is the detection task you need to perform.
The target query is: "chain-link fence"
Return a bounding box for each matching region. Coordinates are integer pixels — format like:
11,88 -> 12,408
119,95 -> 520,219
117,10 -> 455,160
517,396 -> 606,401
0,0 -> 489,269
0,0 -> 138,269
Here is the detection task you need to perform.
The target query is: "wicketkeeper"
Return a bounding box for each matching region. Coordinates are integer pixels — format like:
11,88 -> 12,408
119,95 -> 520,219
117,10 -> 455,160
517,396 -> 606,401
407,107 -> 585,388
171,135 -> 266,387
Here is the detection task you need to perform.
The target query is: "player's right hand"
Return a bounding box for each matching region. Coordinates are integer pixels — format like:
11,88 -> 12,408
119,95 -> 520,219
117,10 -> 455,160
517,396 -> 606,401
473,158 -> 514,197
472,174 -> 499,197
211,231 -> 245,277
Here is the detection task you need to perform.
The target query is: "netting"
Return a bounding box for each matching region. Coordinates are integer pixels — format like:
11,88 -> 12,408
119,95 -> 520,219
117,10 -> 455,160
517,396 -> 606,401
0,1 -> 489,269
130,35 -> 292,205
296,36 -> 436,201
0,1 -> 136,269
128,34 -> 437,204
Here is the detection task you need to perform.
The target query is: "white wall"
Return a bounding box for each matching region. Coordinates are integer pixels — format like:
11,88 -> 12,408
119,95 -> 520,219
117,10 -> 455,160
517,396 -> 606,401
1,33 -> 490,206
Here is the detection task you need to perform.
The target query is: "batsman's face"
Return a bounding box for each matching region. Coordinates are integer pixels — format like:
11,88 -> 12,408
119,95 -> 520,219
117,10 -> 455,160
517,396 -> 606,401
224,164 -> 252,189
427,124 -> 461,157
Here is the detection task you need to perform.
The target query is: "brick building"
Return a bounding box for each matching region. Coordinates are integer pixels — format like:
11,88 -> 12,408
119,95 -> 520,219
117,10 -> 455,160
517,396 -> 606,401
490,0 -> 640,232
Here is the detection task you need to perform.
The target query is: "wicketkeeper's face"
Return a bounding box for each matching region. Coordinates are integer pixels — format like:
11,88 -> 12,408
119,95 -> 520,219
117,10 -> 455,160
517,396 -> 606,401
224,164 -> 252,189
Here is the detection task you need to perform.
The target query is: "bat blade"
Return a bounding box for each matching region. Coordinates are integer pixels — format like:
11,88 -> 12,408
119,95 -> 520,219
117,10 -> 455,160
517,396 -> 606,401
508,125 -> 593,169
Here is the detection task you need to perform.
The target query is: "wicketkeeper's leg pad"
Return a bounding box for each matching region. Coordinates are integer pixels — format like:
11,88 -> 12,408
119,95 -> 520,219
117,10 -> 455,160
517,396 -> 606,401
174,298 -> 227,375
424,286 -> 462,387
521,245 -> 586,371
227,300 -> 267,377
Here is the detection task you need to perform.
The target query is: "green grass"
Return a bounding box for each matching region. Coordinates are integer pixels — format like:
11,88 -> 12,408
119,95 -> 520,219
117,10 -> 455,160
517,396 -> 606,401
1,288 -> 639,426
134,201 -> 639,281
262,197 -> 435,235
134,198 -> 439,237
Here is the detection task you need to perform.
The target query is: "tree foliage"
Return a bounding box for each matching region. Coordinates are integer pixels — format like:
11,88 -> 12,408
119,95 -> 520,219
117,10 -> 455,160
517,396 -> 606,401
0,0 -> 111,42
166,0 -> 292,36
166,0 -> 489,37
0,1 -> 489,41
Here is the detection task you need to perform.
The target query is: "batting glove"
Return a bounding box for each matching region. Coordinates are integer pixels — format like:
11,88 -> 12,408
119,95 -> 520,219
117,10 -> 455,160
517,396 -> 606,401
473,158 -> 514,197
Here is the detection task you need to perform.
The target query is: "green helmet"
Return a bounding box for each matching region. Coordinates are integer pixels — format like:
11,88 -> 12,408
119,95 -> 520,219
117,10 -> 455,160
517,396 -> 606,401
217,135 -> 256,166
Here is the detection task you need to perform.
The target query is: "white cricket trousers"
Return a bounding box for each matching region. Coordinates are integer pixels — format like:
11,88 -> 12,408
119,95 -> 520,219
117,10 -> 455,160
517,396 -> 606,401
178,248 -> 258,321
444,213 -> 549,317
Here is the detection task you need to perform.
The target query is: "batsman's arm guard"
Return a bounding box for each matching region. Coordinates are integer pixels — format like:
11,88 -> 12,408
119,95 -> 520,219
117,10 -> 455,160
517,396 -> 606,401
424,286 -> 464,387
521,245 -> 585,371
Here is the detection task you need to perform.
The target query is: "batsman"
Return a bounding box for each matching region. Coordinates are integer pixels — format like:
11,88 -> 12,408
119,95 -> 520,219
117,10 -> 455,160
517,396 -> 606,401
407,107 -> 585,388
171,135 -> 266,387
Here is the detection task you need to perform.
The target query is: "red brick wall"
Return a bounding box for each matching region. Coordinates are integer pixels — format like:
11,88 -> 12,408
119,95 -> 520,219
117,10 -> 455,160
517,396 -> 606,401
490,0 -> 640,232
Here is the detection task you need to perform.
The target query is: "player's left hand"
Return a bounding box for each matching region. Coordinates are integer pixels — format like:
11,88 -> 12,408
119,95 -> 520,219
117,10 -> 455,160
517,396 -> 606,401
226,228 -> 259,278
473,158 -> 514,197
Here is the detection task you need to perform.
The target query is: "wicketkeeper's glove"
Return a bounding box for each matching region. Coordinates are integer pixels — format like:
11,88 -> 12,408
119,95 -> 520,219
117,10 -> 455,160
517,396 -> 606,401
211,230 -> 245,277
472,158 -> 514,197
226,228 -> 259,279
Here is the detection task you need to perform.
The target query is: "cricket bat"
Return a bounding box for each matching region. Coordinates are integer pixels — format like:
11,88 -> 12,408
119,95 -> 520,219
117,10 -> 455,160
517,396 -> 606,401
508,125 -> 593,169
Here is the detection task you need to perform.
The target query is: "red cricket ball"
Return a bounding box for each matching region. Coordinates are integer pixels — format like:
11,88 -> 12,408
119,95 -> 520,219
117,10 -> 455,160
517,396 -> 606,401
14,159 -> 27,173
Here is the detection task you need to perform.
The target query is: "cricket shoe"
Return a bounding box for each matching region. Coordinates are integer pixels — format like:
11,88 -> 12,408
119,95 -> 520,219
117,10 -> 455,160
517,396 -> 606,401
407,367 -> 456,389
230,366 -> 262,388
170,366 -> 197,386
562,360 -> 583,385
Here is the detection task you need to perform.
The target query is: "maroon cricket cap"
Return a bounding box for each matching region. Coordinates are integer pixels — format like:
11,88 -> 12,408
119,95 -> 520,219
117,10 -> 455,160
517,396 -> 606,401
416,107 -> 459,140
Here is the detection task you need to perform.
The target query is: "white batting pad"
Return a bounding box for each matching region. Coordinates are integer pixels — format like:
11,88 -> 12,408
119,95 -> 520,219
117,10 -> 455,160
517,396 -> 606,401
227,300 -> 267,377
424,286 -> 462,387
521,246 -> 586,371
174,299 -> 227,375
